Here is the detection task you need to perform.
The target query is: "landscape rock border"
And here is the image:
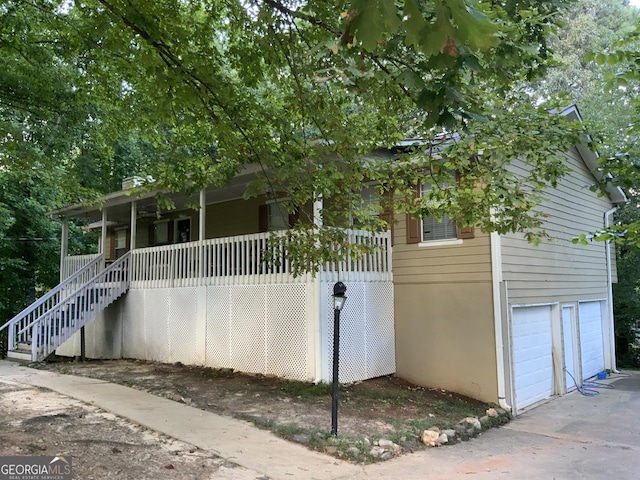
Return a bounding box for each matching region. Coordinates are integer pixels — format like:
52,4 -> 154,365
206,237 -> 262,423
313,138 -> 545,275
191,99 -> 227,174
421,407 -> 511,447
359,407 -> 511,460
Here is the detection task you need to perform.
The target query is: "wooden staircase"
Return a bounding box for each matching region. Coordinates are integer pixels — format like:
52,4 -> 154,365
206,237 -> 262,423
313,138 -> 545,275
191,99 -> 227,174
1,253 -> 130,362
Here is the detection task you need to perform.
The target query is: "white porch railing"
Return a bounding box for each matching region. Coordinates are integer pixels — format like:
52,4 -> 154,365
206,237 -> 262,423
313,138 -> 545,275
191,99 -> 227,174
61,253 -> 102,281
129,229 -> 392,289
319,229 -> 393,283
0,255 -> 105,350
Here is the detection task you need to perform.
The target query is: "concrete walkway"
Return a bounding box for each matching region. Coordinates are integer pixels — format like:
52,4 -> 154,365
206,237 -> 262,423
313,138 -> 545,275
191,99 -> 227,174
2,360 -> 640,479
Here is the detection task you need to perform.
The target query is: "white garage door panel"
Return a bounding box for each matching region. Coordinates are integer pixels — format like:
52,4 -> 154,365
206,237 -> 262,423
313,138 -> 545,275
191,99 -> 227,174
579,301 -> 605,380
512,306 -> 554,410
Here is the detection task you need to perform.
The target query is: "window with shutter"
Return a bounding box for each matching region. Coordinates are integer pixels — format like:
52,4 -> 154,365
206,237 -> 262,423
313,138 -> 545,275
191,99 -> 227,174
420,182 -> 458,241
406,179 -> 475,245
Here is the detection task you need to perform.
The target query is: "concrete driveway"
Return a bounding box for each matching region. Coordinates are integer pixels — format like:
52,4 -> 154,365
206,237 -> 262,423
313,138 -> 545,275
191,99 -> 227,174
360,371 -> 640,479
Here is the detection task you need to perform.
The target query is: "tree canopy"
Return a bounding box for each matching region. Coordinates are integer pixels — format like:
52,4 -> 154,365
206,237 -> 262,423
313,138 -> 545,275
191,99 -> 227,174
1,0 -> 594,270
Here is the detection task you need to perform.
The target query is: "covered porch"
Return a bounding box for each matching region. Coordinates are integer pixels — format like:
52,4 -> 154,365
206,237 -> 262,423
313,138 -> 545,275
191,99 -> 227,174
52,175 -> 395,384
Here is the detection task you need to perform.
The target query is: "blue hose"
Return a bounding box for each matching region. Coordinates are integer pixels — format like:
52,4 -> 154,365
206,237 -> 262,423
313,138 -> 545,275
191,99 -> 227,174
564,368 -> 600,396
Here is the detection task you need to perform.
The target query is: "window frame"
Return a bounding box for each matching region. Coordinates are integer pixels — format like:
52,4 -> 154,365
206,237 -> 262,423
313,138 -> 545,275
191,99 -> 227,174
419,181 -> 458,243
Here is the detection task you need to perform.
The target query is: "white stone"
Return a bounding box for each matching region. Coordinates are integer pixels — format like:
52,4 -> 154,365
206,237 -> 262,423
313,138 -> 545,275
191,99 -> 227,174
463,417 -> 482,429
421,429 -> 440,447
378,439 -> 401,454
486,408 -> 499,417
437,433 -> 448,445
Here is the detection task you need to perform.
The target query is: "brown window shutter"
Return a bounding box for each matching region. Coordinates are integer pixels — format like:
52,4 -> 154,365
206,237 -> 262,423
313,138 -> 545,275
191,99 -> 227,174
258,204 -> 268,232
457,226 -> 475,239
406,214 -> 421,244
288,209 -> 299,228
406,184 -> 421,244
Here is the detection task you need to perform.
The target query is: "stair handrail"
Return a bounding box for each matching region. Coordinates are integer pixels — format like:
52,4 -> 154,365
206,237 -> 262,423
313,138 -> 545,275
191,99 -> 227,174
30,252 -> 131,361
0,254 -> 104,349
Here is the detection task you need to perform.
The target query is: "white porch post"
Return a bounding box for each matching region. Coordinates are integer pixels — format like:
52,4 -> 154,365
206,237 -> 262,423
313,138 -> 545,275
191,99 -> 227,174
198,188 -> 206,283
130,201 -> 137,250
311,195 -> 323,382
60,216 -> 69,282
199,188 -> 206,241
313,197 -> 323,228
100,208 -> 108,256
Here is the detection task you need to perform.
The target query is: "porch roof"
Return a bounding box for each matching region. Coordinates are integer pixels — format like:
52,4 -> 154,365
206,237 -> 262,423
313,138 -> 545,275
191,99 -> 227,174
49,164 -> 266,224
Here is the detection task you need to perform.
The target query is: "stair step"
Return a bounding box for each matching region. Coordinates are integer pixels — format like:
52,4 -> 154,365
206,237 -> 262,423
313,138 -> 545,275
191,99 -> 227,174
7,350 -> 32,362
17,342 -> 31,350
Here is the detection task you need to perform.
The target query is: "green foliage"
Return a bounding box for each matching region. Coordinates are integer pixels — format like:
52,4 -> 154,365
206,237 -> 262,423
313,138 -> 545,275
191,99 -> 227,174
0,0 -> 586,273
613,193 -> 640,367
0,170 -> 98,329
538,0 -> 640,367
0,171 -> 59,324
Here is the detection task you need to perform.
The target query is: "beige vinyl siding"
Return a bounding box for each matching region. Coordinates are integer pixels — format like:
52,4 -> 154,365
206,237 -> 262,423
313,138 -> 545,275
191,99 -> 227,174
392,211 -> 499,403
205,197 -> 262,238
393,213 -> 493,284
501,146 -> 614,305
135,223 -> 149,248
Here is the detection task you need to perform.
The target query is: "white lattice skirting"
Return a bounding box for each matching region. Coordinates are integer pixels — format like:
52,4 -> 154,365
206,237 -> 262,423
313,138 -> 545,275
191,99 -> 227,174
56,282 -> 395,383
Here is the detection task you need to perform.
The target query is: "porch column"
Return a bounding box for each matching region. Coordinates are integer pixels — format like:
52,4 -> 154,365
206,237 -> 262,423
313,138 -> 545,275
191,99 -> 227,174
313,196 -> 323,228
130,200 -> 137,250
199,188 -> 206,241
198,188 -> 206,283
311,195 -> 323,382
60,216 -> 69,282
100,208 -> 107,256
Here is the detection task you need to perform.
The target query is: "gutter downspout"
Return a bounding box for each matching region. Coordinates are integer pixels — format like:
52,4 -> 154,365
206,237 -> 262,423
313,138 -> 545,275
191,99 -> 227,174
490,231 -> 512,411
605,207 -> 618,373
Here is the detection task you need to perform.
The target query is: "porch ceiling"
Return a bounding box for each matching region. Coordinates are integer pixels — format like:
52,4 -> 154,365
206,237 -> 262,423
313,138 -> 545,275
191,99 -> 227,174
50,166 -> 262,225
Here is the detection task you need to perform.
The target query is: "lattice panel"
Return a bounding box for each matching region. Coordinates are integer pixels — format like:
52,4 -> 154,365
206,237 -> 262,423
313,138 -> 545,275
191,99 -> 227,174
333,282 -> 368,383
143,289 -> 170,361
364,283 -> 396,377
205,286 -> 231,368
167,287 -> 199,365
122,290 -> 147,359
264,284 -> 309,380
229,285 -> 266,374
320,281 -> 395,383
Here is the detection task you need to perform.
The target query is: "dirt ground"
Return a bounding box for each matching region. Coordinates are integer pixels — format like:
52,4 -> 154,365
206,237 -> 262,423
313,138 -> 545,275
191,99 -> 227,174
0,377 -> 261,480
0,358 -> 500,477
29,359 -> 492,459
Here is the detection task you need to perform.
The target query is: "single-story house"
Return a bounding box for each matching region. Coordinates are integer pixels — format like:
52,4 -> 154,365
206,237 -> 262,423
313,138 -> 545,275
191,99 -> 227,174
2,105 -> 626,412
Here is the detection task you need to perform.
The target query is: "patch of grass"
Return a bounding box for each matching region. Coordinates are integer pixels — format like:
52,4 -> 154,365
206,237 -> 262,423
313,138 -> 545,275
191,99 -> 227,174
276,379 -> 332,398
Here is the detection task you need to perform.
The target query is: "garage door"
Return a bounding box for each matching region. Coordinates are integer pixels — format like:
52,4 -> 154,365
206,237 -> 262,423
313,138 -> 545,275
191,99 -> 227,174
512,305 -> 554,410
579,301 -> 605,380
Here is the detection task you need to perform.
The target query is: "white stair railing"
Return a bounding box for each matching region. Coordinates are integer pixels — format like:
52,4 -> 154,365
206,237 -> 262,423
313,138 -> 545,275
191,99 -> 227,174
28,252 -> 131,362
0,255 -> 105,352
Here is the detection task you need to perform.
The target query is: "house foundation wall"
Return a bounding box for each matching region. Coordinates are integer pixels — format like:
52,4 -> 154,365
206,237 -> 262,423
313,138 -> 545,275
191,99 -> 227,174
394,282 -> 498,403
56,281 -> 396,384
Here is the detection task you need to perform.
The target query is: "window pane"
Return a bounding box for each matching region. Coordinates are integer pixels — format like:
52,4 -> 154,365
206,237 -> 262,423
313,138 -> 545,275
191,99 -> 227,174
115,229 -> 127,249
267,203 -> 289,231
353,184 -> 380,227
154,222 -> 169,244
421,182 -> 457,241
422,214 -> 457,241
